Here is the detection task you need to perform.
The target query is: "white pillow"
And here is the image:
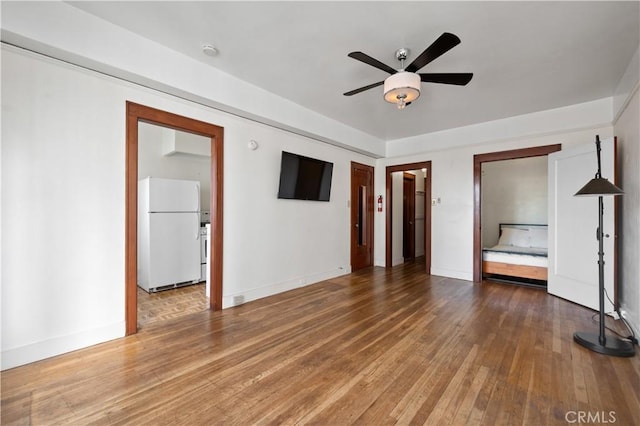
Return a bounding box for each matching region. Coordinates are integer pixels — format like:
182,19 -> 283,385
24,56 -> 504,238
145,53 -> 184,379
498,227 -> 531,247
529,227 -> 548,249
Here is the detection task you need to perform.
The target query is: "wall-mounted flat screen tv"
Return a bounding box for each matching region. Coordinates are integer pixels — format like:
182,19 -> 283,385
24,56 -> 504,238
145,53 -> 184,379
277,151 -> 333,201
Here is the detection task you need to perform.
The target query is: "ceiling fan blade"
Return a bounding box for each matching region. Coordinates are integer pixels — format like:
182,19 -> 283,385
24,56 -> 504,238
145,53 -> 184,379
348,52 -> 397,75
343,81 -> 384,96
419,73 -> 473,85
405,32 -> 461,73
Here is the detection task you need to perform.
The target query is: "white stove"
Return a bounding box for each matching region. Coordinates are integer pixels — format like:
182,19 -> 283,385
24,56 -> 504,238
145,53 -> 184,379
199,226 -> 208,282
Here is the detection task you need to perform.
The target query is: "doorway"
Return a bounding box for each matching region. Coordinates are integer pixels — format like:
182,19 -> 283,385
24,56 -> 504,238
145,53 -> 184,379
351,162 -> 374,271
402,173 -> 416,261
125,102 -> 224,335
385,161 -> 431,272
136,123 -> 211,328
472,144 -> 561,282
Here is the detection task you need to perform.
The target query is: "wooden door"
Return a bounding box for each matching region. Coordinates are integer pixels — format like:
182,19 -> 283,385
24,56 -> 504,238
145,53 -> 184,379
403,173 -> 416,261
351,162 -> 374,271
548,137 -> 617,311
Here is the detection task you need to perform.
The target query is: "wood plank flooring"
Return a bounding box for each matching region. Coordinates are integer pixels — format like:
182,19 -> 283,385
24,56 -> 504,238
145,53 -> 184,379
2,262 -> 639,425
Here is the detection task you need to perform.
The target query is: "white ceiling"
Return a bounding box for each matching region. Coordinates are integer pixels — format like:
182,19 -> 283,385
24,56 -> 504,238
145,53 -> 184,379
67,1 -> 639,141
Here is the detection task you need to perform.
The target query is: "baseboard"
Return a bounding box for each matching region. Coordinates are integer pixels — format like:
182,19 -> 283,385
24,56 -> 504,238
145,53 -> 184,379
391,256 -> 405,267
222,266 -> 351,308
430,268 -> 473,281
1,322 -> 125,371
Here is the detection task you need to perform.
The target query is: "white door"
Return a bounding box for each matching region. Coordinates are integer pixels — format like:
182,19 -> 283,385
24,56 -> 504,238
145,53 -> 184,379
548,137 -> 617,311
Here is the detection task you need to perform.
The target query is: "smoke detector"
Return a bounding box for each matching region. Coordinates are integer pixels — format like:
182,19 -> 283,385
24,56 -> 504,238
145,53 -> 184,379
202,44 -> 218,57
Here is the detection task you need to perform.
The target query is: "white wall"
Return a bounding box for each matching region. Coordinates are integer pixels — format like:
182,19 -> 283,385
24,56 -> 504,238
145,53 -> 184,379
391,172 -> 404,266
1,46 -> 374,369
481,156 -> 548,247
614,85 -> 640,338
138,123 -> 212,213
385,98 -> 613,158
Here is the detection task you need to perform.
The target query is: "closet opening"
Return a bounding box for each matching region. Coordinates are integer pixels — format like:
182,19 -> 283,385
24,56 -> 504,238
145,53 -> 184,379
473,144 -> 561,284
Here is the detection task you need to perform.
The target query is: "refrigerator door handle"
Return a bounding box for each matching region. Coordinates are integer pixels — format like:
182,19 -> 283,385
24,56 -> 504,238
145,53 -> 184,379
195,183 -> 200,214
195,213 -> 200,240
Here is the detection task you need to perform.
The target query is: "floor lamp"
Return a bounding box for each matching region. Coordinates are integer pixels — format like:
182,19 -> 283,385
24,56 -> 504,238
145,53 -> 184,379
573,135 -> 635,357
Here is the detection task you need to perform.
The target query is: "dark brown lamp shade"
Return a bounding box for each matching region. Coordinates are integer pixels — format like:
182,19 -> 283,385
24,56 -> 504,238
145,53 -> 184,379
574,177 -> 623,196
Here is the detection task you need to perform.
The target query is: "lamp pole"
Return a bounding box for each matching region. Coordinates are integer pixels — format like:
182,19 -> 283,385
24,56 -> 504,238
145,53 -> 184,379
572,135 -> 634,356
597,194 -> 606,346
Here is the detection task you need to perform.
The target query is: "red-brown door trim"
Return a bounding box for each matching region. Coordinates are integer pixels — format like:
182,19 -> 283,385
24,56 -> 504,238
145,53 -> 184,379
125,102 -> 224,335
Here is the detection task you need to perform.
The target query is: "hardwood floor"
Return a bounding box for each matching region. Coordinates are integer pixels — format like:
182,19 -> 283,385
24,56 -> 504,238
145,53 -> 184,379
2,262 -> 639,425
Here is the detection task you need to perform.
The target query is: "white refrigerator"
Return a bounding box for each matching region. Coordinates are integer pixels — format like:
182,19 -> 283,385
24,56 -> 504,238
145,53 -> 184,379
138,177 -> 201,292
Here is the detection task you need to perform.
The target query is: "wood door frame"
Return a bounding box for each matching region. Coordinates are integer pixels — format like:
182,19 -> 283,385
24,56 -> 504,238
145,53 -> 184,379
385,161 -> 431,272
350,162 -> 374,271
125,102 -> 224,335
472,144 -> 561,283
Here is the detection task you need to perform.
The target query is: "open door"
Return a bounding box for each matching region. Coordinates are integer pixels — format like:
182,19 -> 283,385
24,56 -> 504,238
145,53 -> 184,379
351,162 -> 374,271
548,137 -> 617,311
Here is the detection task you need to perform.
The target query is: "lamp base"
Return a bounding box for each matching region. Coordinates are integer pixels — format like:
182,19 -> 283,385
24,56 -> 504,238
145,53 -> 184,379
573,332 -> 635,357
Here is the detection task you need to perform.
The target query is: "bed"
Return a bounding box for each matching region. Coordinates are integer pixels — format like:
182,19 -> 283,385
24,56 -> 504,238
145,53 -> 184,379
482,224 -> 548,282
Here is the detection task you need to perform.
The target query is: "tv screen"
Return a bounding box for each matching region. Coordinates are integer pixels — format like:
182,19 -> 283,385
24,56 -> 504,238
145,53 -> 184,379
277,151 -> 333,201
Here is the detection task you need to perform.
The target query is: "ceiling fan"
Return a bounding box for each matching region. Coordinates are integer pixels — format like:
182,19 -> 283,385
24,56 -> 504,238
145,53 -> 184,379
344,32 -> 473,109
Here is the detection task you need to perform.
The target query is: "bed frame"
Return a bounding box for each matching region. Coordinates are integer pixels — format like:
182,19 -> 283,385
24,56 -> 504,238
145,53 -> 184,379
482,224 -> 548,281
482,260 -> 547,280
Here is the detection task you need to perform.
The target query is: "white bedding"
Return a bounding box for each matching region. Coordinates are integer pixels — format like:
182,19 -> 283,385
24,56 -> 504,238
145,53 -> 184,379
482,245 -> 548,267
483,224 -> 549,269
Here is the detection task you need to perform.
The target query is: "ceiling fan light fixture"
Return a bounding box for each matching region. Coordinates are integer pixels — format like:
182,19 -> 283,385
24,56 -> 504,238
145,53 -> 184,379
384,72 -> 420,108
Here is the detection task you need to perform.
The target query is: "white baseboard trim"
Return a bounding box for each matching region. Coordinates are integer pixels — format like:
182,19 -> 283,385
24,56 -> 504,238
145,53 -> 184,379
392,256 -> 405,267
1,322 -> 125,371
430,268 -> 473,281
222,266 -> 351,309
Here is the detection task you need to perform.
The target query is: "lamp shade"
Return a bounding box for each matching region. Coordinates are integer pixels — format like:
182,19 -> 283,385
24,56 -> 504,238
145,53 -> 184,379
384,72 -> 421,104
574,177 -> 623,196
